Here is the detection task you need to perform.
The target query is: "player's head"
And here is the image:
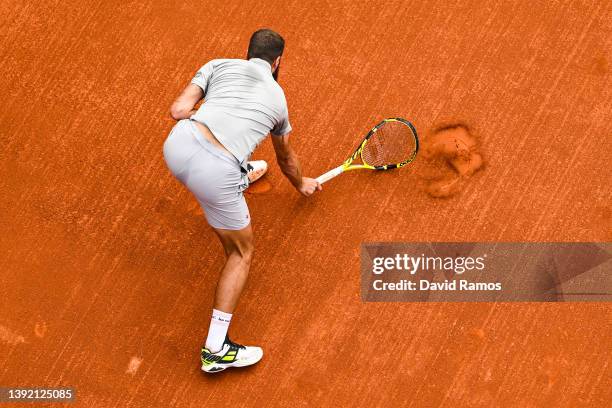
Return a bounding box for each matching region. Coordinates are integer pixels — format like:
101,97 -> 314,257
247,28 -> 284,81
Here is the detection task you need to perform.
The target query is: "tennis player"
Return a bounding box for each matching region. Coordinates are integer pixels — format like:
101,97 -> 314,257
163,29 -> 320,373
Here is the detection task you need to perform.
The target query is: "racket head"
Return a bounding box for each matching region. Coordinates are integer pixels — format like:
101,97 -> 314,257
359,118 -> 419,169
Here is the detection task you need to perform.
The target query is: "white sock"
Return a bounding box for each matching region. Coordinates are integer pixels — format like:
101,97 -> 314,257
205,309 -> 232,353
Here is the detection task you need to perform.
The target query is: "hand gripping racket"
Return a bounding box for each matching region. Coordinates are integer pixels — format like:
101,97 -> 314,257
316,117 -> 419,184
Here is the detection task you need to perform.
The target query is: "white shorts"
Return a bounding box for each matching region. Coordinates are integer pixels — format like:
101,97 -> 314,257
163,119 -> 250,230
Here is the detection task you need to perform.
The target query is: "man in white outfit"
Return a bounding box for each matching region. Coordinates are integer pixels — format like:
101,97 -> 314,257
163,28 -> 320,373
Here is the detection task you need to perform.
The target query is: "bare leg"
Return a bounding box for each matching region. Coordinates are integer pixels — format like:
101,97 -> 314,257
211,224 -> 254,313
201,224 -> 264,371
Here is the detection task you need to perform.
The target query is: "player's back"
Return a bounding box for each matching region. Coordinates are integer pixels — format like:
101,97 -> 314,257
190,58 -> 290,163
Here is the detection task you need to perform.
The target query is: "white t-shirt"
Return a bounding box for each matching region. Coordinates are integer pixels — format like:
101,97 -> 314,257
190,58 -> 292,163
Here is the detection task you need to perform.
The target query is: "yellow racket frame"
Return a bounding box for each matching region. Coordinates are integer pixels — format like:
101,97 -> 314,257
316,118 -> 419,184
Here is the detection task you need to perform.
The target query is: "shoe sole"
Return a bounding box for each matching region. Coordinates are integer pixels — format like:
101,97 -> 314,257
201,354 -> 263,374
248,170 -> 266,184
201,365 -> 227,373
247,161 -> 268,184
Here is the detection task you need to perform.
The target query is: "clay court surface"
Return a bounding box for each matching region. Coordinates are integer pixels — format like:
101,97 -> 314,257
1,0 -> 611,406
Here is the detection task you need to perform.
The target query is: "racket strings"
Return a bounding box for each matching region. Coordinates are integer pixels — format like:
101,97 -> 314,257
361,122 -> 417,167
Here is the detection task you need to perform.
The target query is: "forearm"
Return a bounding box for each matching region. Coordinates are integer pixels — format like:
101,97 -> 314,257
276,149 -> 303,188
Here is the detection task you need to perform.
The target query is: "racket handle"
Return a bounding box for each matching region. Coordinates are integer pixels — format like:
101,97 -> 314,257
316,166 -> 344,184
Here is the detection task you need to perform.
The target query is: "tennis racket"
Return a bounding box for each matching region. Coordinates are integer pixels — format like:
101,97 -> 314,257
316,117 -> 419,184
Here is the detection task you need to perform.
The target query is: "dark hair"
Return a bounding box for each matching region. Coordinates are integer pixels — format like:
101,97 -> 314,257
247,29 -> 285,65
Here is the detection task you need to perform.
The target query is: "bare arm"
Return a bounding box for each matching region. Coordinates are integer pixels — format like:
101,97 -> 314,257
271,134 -> 321,196
170,84 -> 203,120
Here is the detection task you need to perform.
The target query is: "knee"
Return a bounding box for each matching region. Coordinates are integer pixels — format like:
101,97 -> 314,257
241,243 -> 254,265
230,242 -> 253,265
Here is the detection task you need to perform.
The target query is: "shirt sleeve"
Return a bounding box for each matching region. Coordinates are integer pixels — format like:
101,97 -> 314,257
271,104 -> 292,137
190,60 -> 215,94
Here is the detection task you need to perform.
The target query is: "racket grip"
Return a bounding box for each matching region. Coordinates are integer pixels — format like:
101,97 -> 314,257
315,166 -> 344,184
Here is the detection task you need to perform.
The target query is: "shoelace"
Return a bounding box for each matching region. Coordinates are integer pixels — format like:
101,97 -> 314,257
225,337 -> 246,350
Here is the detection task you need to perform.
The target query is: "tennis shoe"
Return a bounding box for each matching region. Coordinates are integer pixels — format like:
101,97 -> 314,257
201,336 -> 263,373
246,160 -> 268,183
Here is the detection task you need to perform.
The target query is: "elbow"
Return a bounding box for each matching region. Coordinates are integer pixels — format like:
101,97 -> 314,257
169,105 -> 180,120
169,103 -> 187,120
